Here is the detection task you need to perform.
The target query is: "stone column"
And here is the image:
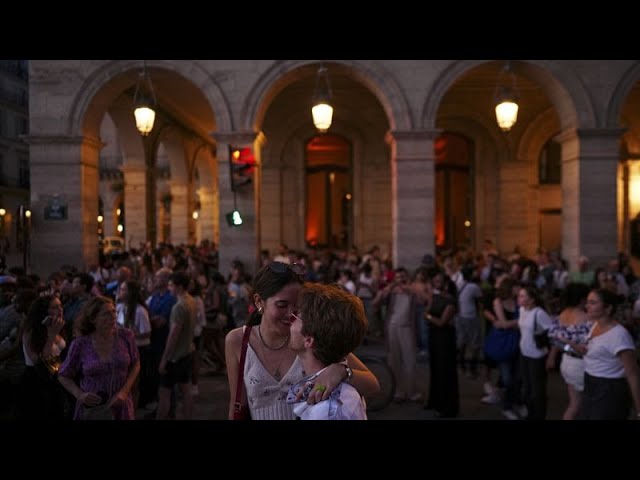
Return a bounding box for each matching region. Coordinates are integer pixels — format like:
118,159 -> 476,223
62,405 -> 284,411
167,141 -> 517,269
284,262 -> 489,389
213,131 -> 258,275
170,183 -> 189,245
27,135 -> 101,275
101,189 -> 119,237
198,186 -> 216,245
121,164 -> 147,249
558,128 -> 623,270
387,130 -> 439,270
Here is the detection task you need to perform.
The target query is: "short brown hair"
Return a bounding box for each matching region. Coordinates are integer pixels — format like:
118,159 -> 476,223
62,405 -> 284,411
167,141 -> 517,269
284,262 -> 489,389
75,295 -> 114,337
298,283 -> 367,365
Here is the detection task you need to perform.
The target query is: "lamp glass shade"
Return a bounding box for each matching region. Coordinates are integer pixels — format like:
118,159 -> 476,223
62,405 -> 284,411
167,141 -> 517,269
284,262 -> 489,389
312,102 -> 333,132
495,100 -> 518,131
134,106 -> 156,136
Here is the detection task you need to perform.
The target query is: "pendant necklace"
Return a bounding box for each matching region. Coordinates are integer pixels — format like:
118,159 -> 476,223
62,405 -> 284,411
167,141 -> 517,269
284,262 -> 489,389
258,324 -> 290,350
258,324 -> 290,380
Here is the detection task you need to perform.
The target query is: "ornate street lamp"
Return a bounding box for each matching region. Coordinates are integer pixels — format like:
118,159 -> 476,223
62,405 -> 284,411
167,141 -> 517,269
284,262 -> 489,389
312,64 -> 333,133
494,61 -> 519,132
133,60 -> 157,136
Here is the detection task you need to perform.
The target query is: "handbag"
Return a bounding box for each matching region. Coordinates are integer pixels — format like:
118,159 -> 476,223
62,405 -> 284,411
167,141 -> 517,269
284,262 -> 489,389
81,362 -> 116,421
232,325 -> 253,420
533,309 -> 550,349
82,403 -> 115,421
484,327 -> 519,363
34,355 -> 62,383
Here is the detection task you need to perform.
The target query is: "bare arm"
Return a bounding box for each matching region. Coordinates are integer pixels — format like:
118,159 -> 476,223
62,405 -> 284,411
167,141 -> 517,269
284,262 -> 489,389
159,319 -> 182,374
109,359 -> 140,407
224,327 -> 244,420
59,374 -> 103,407
308,352 -> 380,403
346,352 -> 380,396
42,316 -> 65,357
620,349 -> 640,416
426,304 -> 456,327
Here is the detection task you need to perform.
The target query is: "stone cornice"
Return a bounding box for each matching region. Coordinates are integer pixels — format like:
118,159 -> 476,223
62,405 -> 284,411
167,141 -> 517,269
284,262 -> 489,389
577,127 -> 627,138
22,135 -> 104,149
211,131 -> 258,146
385,129 -> 442,144
555,127 -> 627,143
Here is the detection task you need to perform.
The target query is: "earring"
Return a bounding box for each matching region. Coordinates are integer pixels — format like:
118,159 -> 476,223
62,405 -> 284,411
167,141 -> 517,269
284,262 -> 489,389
258,306 -> 263,314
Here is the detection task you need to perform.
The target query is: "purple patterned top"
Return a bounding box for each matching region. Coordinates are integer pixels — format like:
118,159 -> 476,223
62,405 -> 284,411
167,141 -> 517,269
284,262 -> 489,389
59,327 -> 139,420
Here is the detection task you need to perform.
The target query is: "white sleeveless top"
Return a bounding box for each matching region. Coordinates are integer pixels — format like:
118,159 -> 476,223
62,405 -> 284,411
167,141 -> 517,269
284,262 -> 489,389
244,345 -> 304,420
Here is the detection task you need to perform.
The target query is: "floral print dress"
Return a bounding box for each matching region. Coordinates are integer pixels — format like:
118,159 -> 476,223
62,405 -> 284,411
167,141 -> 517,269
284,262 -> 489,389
59,327 -> 139,420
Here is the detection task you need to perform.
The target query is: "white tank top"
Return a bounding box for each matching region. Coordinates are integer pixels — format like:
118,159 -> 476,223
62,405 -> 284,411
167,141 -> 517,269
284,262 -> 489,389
22,334 -> 66,366
244,345 -> 304,420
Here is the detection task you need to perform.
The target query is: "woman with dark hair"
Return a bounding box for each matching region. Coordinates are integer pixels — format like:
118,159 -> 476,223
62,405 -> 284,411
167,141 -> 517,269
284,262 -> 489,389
19,294 -> 68,419
424,270 -> 459,418
581,288 -> 640,420
225,262 -> 379,420
58,295 -> 140,420
490,277 -> 522,420
517,284 -> 554,420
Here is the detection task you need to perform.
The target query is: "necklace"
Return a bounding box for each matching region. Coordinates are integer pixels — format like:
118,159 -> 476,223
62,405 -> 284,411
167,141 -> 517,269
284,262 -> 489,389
258,324 -> 290,351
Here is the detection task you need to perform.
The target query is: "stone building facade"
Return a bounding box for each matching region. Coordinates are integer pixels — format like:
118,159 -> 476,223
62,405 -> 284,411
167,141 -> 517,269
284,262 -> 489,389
0,60 -> 30,268
25,60 -> 640,276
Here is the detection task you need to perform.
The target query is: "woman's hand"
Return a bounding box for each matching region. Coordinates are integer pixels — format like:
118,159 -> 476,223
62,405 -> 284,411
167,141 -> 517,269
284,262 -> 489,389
80,391 -> 103,407
108,390 -> 128,408
158,359 -> 167,375
46,316 -> 64,337
299,363 -> 346,404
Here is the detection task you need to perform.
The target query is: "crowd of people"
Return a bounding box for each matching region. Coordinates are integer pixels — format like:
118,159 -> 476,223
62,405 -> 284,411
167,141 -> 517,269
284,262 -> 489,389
0,238 -> 639,420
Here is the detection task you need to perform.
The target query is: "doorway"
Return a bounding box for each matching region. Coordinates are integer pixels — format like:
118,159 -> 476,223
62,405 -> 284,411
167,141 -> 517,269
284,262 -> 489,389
305,134 -> 352,249
434,133 -> 473,252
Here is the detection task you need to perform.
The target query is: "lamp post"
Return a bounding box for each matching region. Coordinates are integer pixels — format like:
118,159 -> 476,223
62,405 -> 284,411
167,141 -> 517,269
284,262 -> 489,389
494,61 -> 519,132
133,60 -> 157,136
312,64 -> 333,133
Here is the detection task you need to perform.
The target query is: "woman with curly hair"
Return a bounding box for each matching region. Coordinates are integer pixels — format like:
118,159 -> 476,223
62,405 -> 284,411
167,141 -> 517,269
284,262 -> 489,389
58,295 -> 140,420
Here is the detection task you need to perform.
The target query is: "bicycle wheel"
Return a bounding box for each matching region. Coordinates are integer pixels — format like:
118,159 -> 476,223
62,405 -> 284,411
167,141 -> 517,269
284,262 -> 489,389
359,355 -> 395,412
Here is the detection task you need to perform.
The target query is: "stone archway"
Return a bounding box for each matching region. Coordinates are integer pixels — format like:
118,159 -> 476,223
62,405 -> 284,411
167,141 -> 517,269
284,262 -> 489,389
241,60 -> 412,134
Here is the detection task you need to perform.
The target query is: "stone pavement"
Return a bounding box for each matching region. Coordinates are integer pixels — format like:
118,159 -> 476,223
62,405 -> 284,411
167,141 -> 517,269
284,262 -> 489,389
153,337 -> 569,421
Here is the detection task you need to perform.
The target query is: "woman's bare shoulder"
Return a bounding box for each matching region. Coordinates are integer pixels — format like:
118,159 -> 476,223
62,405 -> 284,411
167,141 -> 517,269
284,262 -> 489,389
225,326 -> 244,352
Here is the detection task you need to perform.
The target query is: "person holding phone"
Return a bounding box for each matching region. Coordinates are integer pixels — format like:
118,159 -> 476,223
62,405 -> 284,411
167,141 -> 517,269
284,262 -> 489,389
18,294 -> 68,419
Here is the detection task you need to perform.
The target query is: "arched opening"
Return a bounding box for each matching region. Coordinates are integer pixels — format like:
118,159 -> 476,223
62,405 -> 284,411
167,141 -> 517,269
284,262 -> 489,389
538,136 -> 562,252
434,133 -> 473,252
305,134 -> 352,249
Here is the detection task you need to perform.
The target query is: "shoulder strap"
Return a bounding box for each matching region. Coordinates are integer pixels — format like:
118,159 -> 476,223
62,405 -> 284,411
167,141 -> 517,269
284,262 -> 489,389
234,325 -> 253,415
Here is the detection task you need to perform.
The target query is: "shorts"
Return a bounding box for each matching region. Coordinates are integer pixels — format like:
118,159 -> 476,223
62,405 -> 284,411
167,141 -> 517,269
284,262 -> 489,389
159,353 -> 193,388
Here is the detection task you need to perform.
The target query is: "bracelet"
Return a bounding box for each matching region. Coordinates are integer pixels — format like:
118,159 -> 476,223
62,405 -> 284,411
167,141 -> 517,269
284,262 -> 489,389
339,362 -> 353,382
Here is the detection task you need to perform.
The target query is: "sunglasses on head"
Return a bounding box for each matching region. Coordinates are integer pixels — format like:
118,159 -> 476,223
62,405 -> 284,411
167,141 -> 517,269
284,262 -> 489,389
268,262 -> 306,277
